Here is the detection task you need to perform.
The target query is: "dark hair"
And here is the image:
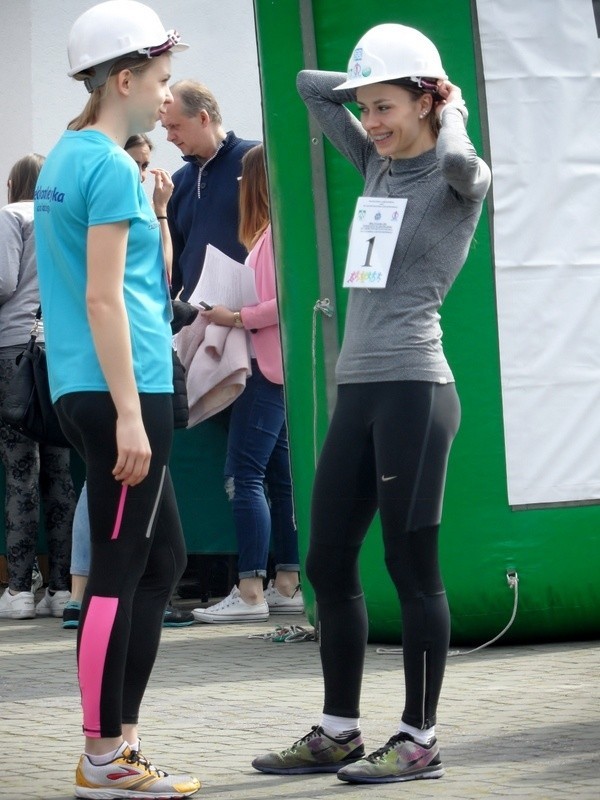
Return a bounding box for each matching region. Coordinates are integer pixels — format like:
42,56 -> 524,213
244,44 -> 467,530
171,80 -> 222,125
385,77 -> 442,137
124,133 -> 153,152
238,144 -> 269,251
8,153 -> 45,203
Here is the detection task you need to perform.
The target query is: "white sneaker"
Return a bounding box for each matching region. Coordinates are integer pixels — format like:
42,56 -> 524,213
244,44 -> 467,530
0,588 -> 35,619
264,580 -> 305,613
35,587 -> 71,618
192,586 -> 269,624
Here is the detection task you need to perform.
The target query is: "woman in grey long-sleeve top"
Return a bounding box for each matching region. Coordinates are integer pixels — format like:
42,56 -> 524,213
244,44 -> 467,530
252,23 -> 491,784
0,154 -> 75,621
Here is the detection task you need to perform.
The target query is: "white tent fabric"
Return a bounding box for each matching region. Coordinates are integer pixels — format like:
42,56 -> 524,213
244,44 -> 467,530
476,0 -> 600,505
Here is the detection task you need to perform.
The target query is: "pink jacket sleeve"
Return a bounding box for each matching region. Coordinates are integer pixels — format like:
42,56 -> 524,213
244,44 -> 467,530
239,225 -> 284,384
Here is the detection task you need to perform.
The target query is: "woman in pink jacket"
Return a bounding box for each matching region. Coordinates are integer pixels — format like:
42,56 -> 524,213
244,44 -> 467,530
193,144 -> 302,623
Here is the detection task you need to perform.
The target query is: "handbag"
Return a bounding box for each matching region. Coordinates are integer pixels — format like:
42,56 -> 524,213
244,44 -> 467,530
1,302 -> 194,441
0,307 -> 71,448
171,298 -> 199,334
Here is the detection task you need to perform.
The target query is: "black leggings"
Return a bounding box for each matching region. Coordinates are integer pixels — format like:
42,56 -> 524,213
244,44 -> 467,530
306,381 -> 460,729
56,392 -> 187,738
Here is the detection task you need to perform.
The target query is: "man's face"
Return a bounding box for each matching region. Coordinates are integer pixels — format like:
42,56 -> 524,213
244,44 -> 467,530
161,95 -> 213,158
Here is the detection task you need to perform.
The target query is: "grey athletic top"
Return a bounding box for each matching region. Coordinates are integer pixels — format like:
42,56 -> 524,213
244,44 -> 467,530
297,70 -> 491,385
0,201 -> 42,348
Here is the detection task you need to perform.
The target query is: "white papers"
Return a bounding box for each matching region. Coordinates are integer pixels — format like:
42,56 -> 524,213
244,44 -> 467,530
343,196 -> 407,289
188,244 -> 259,309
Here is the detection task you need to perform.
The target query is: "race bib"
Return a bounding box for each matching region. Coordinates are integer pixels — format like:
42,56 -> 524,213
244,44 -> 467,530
343,196 -> 407,289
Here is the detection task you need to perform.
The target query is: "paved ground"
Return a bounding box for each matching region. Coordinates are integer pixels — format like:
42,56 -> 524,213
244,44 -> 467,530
1,598 -> 598,800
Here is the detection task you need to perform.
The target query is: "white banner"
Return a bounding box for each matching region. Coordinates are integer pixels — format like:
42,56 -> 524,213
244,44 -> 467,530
476,0 -> 600,505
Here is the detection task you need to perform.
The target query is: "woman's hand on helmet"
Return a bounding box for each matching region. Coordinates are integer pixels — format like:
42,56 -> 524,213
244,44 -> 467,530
435,80 -> 469,124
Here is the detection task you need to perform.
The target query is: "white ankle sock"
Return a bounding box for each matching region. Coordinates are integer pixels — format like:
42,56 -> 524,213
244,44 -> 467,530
321,713 -> 360,739
86,742 -> 125,765
398,721 -> 435,746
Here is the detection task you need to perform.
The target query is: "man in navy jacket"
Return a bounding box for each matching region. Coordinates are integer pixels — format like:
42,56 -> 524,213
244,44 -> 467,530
162,80 -> 259,300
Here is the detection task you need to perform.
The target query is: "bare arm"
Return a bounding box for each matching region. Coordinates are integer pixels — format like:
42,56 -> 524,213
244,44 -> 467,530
86,223 -> 151,486
152,168 -> 174,281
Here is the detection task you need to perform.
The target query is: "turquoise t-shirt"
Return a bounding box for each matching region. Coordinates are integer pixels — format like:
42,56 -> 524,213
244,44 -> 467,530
34,129 -> 173,402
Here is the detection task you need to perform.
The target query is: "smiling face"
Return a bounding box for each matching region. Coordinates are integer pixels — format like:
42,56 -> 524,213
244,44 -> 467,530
355,82 -> 435,159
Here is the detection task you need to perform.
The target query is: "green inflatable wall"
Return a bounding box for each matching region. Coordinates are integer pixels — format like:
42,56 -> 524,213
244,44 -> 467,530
254,0 -> 600,644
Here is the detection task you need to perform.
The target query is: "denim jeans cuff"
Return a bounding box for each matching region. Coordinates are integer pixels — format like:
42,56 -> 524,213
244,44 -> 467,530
274,563 -> 300,573
238,569 -> 268,579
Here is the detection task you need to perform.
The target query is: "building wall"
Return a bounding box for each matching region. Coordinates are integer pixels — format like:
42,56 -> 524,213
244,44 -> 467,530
0,0 -> 263,565
1,0 -> 263,192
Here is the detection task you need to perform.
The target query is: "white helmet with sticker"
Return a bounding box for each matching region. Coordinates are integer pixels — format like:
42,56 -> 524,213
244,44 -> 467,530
67,0 -> 188,91
335,23 -> 447,92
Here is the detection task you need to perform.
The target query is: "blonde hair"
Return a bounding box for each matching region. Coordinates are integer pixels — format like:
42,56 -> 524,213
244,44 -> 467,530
67,55 -> 156,131
238,144 -> 269,251
171,80 -> 222,125
8,153 -> 45,203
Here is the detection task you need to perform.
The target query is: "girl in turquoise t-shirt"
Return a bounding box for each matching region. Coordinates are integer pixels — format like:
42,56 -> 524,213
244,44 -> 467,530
33,3 -> 200,797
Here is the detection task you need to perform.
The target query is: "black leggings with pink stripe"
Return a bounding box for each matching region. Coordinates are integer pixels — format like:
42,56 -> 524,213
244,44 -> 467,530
56,392 -> 187,739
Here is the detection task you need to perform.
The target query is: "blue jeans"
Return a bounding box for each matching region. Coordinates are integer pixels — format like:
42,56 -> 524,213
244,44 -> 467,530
70,481 -> 90,577
225,362 -> 298,579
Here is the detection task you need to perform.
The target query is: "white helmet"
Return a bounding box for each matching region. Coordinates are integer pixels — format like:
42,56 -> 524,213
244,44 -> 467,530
335,23 -> 447,92
67,0 -> 189,92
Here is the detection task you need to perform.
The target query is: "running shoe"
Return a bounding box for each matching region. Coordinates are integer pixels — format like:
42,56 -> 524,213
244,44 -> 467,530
75,742 -> 201,798
35,587 -> 71,618
0,588 -> 35,619
263,581 -> 304,613
62,600 -> 81,629
337,732 -> 444,784
192,586 -> 269,623
163,605 -> 195,627
251,725 -> 365,774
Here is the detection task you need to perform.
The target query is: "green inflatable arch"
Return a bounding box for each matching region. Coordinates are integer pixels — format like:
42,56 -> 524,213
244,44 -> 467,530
253,0 -> 600,644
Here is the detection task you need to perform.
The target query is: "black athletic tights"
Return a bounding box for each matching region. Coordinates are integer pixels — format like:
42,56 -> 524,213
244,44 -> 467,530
306,381 -> 460,729
56,392 -> 187,738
